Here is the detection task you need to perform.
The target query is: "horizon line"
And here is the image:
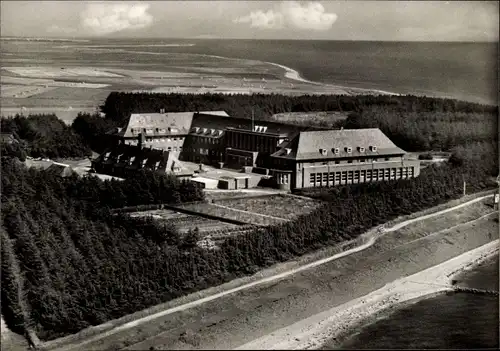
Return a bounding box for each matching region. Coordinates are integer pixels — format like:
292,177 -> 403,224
1,35 -> 497,44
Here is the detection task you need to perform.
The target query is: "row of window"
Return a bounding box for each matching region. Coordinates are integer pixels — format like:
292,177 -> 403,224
319,146 -> 378,156
131,128 -> 178,135
137,137 -> 184,143
309,167 -> 415,185
191,136 -> 221,145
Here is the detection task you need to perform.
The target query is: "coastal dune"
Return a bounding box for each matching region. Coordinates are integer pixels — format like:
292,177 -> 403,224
235,240 -> 499,350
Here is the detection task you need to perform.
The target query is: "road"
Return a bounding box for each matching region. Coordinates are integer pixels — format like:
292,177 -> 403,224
44,194 -> 497,351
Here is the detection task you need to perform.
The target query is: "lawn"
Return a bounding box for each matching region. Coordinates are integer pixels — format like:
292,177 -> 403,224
177,202 -> 286,226
214,194 -> 322,220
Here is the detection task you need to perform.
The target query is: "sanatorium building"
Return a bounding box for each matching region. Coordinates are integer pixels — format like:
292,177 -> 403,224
92,110 -> 420,190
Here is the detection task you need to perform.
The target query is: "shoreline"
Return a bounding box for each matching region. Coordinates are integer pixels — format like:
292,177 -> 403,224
235,240 -> 499,350
263,60 -> 400,96
325,248 -> 500,349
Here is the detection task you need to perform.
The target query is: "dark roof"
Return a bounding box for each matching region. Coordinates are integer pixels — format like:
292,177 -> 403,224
272,128 -> 406,160
190,113 -> 319,137
96,144 -> 193,176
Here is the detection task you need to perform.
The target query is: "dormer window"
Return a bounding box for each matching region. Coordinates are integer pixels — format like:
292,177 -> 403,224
370,146 -> 377,152
285,148 -> 292,155
346,147 -> 352,153
359,147 -> 365,153
333,147 -> 340,154
320,148 -> 328,156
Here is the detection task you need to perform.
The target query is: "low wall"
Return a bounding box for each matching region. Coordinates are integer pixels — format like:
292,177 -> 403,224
113,202 -> 250,226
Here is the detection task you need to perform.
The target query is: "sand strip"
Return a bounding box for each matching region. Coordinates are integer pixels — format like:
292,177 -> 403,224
235,240 -> 499,350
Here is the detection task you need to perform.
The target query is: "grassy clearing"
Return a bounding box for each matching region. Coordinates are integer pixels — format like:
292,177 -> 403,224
374,199 -> 497,251
215,194 -> 321,220
177,202 -> 284,226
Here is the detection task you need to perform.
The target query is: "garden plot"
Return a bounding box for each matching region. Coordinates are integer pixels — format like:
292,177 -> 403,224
214,194 -> 322,220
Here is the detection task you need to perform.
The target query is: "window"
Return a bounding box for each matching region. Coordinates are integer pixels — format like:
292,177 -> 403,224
354,171 -> 360,180
320,148 -> 328,156
341,172 -> 347,181
348,160 -> 353,164
310,173 -> 316,183
360,159 -> 365,163
322,173 -> 328,182
316,174 -> 321,182
335,161 -> 340,164
385,157 -> 390,161
333,147 -> 340,154
167,147 -> 172,151
346,147 -> 352,153
335,172 -> 341,182
359,147 -> 365,152
329,172 -> 334,181
370,146 -> 377,152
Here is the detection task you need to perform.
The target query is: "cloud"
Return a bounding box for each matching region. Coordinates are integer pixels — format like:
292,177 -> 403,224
233,9 -> 284,29
233,1 -> 337,31
282,2 -> 337,31
80,2 -> 153,35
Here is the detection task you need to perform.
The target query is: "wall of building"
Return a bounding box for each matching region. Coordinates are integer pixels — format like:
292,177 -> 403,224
294,159 -> 420,188
123,136 -> 186,153
182,134 -> 224,164
225,130 -> 280,154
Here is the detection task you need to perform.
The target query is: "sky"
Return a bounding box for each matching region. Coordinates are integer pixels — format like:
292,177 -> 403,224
1,1 -> 498,41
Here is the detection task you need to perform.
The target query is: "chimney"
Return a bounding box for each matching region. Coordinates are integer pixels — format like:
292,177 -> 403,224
138,133 -> 145,149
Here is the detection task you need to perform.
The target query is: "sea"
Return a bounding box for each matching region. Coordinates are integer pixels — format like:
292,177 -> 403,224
323,255 -> 499,349
1,38 -> 498,105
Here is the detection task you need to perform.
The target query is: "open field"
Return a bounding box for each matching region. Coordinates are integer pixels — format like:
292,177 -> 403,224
1,83 -> 58,98
1,42 -> 397,124
40,194 -> 497,351
3,66 -> 124,78
214,194 -> 322,220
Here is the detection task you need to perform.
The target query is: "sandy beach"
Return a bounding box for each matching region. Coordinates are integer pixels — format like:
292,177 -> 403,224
236,239 -> 499,350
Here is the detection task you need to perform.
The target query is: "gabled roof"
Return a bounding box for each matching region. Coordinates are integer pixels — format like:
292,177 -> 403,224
121,111 -> 229,138
95,144 -> 193,176
272,128 -> 406,160
191,113 -> 314,136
